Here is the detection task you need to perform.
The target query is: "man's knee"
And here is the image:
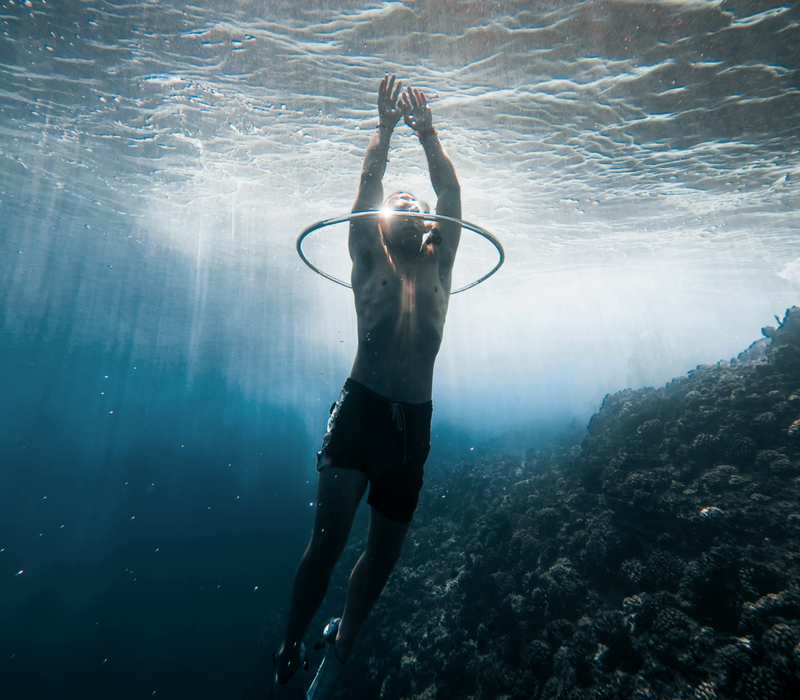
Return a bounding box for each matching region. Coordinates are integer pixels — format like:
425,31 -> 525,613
304,527 -> 348,572
376,545 -> 403,572
366,532 -> 406,573
363,546 -> 403,588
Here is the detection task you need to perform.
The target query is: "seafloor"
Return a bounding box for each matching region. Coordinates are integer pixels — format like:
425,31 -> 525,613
264,307 -> 800,700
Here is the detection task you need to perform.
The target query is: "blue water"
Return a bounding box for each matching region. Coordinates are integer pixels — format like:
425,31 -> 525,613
1,1 -> 799,697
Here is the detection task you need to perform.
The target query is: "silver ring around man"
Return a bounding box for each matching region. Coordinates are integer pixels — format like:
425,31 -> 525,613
296,211 -> 504,294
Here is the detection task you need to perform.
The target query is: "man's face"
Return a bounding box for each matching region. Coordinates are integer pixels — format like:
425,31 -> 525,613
380,194 -> 428,252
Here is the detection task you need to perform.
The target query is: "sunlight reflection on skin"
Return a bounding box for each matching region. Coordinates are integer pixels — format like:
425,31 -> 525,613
378,220 -> 418,352
399,276 -> 416,352
377,201 -> 434,361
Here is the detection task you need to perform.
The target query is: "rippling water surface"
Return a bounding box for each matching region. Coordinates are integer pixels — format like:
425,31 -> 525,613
4,1 -> 798,225
3,2 -> 798,402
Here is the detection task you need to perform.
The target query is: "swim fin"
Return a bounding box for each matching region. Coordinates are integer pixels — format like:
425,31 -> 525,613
307,619 -> 346,700
267,643 -> 309,700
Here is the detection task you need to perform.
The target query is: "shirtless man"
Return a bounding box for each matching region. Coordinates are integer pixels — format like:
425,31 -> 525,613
268,73 -> 461,700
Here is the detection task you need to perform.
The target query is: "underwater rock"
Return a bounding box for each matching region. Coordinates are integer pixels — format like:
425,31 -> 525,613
343,308 -> 800,699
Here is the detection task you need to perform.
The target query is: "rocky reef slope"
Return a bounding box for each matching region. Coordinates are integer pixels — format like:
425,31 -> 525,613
346,307 -> 800,700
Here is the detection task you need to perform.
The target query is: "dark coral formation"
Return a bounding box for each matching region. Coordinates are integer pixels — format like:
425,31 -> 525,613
345,307 -> 800,699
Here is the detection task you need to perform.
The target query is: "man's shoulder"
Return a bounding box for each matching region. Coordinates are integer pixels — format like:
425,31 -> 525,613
349,198 -> 382,238
348,199 -> 382,261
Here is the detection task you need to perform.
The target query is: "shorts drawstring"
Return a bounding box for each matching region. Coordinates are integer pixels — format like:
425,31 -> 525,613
388,402 -> 407,468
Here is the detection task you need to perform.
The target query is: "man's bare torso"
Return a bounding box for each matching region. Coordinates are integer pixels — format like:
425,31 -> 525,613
349,229 -> 450,404
346,76 -> 460,403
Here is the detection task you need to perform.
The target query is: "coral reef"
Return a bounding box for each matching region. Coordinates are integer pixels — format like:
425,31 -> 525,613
347,307 -> 800,699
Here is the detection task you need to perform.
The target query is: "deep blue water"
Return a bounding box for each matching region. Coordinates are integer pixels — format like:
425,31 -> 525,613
0,337 -> 311,697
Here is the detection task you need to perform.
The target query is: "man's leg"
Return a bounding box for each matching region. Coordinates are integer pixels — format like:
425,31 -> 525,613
335,507 -> 409,662
274,467 -> 368,683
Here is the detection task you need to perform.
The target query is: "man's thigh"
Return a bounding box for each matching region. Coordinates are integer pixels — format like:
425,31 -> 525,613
309,467 -> 368,553
365,506 -> 409,566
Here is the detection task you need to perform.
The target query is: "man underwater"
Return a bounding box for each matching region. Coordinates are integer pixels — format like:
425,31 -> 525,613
269,73 -> 461,700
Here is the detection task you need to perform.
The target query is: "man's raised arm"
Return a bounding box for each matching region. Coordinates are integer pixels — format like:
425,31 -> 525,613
352,74 -> 404,214
401,86 -> 461,263
350,74 -> 403,263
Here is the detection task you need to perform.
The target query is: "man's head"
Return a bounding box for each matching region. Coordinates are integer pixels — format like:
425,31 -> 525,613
379,192 -> 434,254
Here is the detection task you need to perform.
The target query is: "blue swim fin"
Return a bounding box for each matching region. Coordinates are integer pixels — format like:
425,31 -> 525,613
307,619 -> 346,700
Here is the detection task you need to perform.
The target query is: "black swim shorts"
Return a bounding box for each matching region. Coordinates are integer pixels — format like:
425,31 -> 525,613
316,378 -> 432,524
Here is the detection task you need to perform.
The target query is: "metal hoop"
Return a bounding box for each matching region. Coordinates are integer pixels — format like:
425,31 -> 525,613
296,211 -> 504,294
